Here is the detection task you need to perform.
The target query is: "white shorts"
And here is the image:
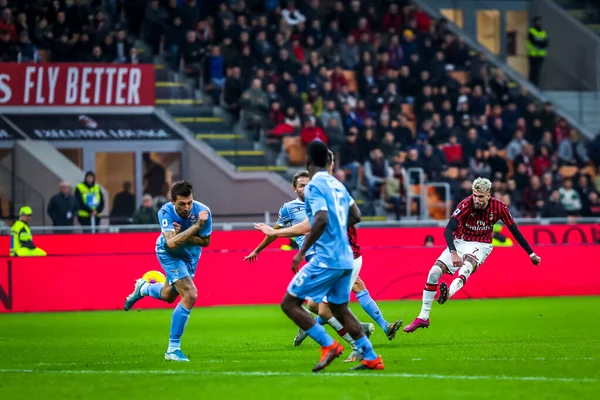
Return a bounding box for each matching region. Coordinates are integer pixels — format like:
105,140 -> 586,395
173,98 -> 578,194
438,239 -> 493,274
322,256 -> 363,304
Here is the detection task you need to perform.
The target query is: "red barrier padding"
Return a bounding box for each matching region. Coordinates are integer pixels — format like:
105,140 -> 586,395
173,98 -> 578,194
0,245 -> 597,313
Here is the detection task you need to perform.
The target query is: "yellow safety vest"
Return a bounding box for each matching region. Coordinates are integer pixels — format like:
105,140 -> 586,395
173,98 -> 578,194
10,220 -> 34,256
77,183 -> 101,217
527,27 -> 547,58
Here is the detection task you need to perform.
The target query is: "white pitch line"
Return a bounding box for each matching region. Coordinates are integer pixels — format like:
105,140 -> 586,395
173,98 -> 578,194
411,357 -> 596,362
0,369 -> 595,383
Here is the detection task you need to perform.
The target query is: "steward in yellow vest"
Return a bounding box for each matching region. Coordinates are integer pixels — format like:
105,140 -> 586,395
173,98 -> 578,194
527,16 -> 548,86
10,206 -> 47,257
74,171 -> 105,226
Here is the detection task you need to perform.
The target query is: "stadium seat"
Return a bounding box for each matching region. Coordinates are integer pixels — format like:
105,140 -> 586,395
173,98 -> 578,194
559,165 -> 579,178
283,136 -> 305,166
450,71 -> 469,85
582,165 -> 597,178
446,167 -> 459,179
342,70 -> 358,92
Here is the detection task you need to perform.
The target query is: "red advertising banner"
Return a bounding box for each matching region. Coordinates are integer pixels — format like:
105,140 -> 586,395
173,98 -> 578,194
0,224 -> 598,256
0,63 -> 155,107
0,244 -> 598,313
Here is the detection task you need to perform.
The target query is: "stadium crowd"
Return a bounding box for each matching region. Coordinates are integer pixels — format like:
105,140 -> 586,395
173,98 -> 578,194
2,0 -> 600,221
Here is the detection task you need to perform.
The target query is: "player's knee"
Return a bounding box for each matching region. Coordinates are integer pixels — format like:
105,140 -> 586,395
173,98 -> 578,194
352,276 -> 366,292
306,300 -> 319,314
318,303 -> 333,320
181,286 -> 198,304
463,256 -> 478,271
427,264 -> 443,284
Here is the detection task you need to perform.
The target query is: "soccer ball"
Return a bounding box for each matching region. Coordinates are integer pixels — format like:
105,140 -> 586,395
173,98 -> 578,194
142,270 -> 166,284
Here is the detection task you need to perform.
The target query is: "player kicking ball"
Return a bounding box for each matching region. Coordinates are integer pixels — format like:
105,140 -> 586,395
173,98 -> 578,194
123,181 -> 212,362
404,177 -> 541,333
280,141 -> 383,372
245,169 -> 377,362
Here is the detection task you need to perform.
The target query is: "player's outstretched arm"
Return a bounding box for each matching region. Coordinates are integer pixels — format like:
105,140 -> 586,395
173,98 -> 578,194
187,235 -> 211,247
244,224 -> 282,262
507,223 -> 541,265
444,218 -> 463,268
255,219 -> 310,238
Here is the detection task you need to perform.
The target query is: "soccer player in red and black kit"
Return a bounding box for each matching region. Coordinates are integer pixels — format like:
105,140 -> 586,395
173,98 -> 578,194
404,177 -> 542,333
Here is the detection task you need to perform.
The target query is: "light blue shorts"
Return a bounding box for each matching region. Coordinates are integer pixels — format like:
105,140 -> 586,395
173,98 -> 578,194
287,260 -> 353,304
156,251 -> 198,285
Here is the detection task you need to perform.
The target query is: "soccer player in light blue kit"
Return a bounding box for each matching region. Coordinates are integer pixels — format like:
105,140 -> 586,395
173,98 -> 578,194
245,171 -> 374,357
124,181 -> 212,362
281,141 -> 384,372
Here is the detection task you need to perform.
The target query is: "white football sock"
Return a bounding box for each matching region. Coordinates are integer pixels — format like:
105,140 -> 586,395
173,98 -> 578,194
327,317 -> 355,345
449,261 -> 474,298
417,265 -> 442,320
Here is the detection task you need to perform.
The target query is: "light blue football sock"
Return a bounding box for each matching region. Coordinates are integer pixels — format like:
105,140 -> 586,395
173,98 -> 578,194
356,289 -> 388,331
145,283 -> 164,299
168,303 -> 191,351
315,315 -> 327,325
306,323 -> 335,347
354,336 -> 377,361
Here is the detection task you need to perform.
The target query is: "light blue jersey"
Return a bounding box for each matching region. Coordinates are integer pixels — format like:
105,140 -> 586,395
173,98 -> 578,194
276,198 -> 316,258
155,201 -> 212,284
286,171 -> 355,304
304,171 -> 354,270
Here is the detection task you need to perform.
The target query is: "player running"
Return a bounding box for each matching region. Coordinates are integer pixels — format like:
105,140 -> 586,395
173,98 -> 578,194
244,170 -> 375,361
404,177 -> 541,333
281,140 -> 383,372
123,181 -> 212,362
255,152 -> 403,361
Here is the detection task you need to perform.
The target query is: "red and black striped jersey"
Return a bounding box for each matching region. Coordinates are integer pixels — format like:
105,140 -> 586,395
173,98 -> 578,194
452,195 -> 514,243
347,226 -> 361,259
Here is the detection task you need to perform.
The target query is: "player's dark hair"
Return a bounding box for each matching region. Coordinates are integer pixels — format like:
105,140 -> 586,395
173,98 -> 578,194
306,140 -> 329,168
170,181 -> 193,200
326,149 -> 334,166
292,170 -> 309,187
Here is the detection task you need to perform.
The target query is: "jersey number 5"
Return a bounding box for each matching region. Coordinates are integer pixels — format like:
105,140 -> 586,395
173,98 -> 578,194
327,182 -> 347,229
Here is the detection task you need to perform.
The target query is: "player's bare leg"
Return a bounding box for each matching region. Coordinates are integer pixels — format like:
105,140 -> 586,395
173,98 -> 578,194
441,255 -> 477,303
164,277 -> 198,362
281,293 -> 343,372
353,277 -> 402,340
329,302 -> 384,371
404,261 -> 448,333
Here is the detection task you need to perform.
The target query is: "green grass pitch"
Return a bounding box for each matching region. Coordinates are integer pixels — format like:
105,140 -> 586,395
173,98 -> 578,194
1,297 -> 598,399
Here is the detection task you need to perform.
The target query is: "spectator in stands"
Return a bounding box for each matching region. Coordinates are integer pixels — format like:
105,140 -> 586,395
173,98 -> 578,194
182,30 -> 206,85
47,181 -> 78,227
506,129 -> 528,161
300,117 -> 327,146
73,32 -> 93,62
487,146 -> 508,180
583,191 -> 600,217
541,172 -> 556,198
539,101 -> 555,132
380,131 -> 400,162
538,130 -> 555,154
0,8 -> 16,41
542,189 -> 567,218
527,16 -> 547,86
224,67 -> 244,121
522,175 -> 544,217
558,129 -> 590,166
165,16 -> 185,70
75,171 -> 104,227
469,148 -> 491,181
443,134 -> 463,167
502,193 -> 521,218
133,194 -> 159,225
111,181 -> 136,225
68,0 -> 90,33
587,131 -> 600,166
559,178 -> 582,216
115,30 -> 131,64
338,128 -> 361,189
383,4 -> 402,34
240,78 -> 269,139
534,145 -> 553,177
281,1 -> 306,26
0,28 -> 16,61
324,117 -> 344,153
143,0 -> 166,56
205,45 -> 225,106
153,183 -> 170,210
364,148 -> 389,200
462,128 -> 484,164
385,163 -> 405,220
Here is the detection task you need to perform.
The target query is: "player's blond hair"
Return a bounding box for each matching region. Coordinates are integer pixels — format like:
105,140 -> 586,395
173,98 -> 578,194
472,177 -> 492,193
